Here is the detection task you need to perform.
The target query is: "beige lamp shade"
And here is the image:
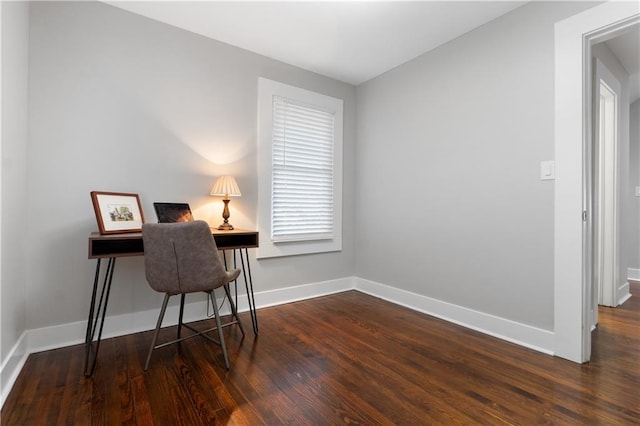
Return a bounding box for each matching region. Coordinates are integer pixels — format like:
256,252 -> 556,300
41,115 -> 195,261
210,176 -> 241,198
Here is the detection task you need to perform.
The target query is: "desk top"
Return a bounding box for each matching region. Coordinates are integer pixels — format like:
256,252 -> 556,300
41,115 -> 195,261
88,228 -> 258,259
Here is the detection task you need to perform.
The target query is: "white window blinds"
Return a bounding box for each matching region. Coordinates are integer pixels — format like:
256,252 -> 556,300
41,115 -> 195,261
271,96 -> 335,242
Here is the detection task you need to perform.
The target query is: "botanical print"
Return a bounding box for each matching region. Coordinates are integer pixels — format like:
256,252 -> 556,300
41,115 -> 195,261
108,204 -> 135,222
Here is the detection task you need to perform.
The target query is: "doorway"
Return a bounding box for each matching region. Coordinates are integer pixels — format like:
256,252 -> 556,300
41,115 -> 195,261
554,2 -> 639,363
590,25 -> 639,331
586,23 -> 639,359
592,60 -> 620,327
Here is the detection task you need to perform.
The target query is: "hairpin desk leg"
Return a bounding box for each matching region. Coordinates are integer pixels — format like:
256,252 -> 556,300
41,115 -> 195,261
83,257 -> 116,377
222,248 -> 258,335
223,250 -> 240,317
240,248 -> 258,335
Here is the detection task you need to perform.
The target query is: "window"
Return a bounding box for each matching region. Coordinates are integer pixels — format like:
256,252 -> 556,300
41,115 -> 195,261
257,78 -> 343,258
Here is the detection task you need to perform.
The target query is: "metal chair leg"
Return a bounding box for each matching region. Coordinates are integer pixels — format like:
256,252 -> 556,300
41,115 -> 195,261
223,284 -> 245,336
178,294 -> 186,338
145,293 -> 171,371
210,290 -> 230,370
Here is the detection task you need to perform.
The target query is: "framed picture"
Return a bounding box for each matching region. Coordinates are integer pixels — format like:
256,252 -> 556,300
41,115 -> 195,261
91,191 -> 145,234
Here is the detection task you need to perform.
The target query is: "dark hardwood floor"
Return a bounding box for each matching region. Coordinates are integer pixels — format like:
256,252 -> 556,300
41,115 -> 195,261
2,283 -> 639,425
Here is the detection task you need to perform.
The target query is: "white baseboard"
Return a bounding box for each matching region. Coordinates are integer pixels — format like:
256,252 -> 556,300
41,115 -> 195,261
0,276 -> 355,408
2,275 -> 557,408
618,281 -> 631,306
353,277 -> 555,355
0,332 -> 29,408
628,268 -> 640,281
0,299 -> 212,409
252,276 -> 355,309
20,276 -> 354,358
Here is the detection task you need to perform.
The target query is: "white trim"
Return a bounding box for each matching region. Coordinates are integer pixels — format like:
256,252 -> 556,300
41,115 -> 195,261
0,299 -> 216,408
617,281 -> 631,306
19,277 -> 357,356
0,0 -> 3,372
628,268 -> 640,281
554,1 -> 639,363
0,0 -> 4,409
252,277 -> 355,309
0,277 -> 355,408
1,275 -> 560,406
594,59 -> 621,308
0,333 -> 28,409
2,275 -> 556,361
257,77 -> 344,259
354,278 -> 554,355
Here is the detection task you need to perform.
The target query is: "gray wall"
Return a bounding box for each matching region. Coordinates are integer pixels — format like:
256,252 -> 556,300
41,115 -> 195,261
1,1 -> 29,365
26,1 -> 356,331
355,1 -> 594,331
5,0 -> 614,358
630,99 -> 640,274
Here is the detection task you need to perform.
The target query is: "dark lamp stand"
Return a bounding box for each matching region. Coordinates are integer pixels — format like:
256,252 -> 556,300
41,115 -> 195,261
218,197 -> 234,230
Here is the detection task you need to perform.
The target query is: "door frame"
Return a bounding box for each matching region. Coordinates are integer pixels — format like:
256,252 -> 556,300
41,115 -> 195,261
554,2 -> 639,363
593,58 -> 622,309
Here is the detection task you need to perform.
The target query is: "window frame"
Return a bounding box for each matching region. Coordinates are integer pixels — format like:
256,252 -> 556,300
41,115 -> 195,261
257,77 -> 343,258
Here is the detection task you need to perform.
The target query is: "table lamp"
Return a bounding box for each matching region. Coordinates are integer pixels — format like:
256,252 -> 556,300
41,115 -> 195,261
210,176 -> 241,230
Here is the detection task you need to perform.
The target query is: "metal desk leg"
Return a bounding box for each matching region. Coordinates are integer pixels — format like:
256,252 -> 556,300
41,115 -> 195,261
223,250 -> 240,317
231,250 -> 239,310
239,248 -> 258,335
221,248 -> 258,335
83,257 -> 116,377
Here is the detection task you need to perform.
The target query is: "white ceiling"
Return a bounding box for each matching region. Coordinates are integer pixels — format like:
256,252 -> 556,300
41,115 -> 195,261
106,1 -> 526,85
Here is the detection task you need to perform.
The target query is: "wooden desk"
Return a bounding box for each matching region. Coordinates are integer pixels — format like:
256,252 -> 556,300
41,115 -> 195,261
84,228 -> 259,377
88,228 -> 259,258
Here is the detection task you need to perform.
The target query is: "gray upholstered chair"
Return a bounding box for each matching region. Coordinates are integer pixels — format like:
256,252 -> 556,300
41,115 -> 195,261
142,220 -> 244,371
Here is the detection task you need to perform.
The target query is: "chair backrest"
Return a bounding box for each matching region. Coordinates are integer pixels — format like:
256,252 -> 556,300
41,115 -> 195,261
142,221 -> 227,294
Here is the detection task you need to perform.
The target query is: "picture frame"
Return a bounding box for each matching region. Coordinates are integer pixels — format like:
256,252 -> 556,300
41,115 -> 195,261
91,191 -> 145,234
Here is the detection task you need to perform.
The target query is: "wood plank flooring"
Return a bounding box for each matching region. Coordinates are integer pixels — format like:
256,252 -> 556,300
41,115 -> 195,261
2,283 -> 639,425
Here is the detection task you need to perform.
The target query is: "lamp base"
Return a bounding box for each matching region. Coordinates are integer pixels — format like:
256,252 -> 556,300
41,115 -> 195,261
217,222 -> 234,231
217,198 -> 234,230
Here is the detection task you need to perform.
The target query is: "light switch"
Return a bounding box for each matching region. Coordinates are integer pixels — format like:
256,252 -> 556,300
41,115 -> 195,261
540,161 -> 555,180
636,186 -> 640,197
